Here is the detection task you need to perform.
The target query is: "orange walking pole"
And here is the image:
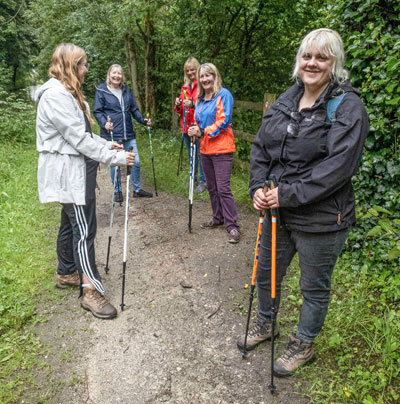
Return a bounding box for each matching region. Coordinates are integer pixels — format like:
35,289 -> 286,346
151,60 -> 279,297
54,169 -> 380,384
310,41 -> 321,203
268,175 -> 278,394
241,182 -> 268,358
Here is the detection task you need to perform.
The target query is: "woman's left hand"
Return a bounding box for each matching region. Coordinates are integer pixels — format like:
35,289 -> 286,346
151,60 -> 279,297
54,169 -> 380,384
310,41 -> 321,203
145,118 -> 152,127
266,187 -> 280,209
111,142 -> 124,150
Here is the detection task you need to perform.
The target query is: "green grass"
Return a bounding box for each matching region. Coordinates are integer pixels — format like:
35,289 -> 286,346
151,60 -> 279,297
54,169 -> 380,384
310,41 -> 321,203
0,141 -> 60,403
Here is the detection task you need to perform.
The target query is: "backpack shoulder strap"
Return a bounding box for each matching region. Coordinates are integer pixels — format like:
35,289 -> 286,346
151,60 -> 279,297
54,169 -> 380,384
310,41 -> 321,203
327,92 -> 347,122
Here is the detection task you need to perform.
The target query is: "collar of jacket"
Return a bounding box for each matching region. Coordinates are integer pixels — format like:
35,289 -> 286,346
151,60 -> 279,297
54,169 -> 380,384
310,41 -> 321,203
96,81 -> 128,95
275,79 -> 358,116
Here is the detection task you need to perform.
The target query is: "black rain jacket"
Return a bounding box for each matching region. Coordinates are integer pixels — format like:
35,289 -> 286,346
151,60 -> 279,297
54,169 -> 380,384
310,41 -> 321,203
249,80 -> 369,233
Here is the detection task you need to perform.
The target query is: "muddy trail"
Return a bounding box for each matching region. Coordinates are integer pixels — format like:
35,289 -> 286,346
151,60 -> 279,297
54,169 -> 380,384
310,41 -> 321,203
33,167 -> 309,404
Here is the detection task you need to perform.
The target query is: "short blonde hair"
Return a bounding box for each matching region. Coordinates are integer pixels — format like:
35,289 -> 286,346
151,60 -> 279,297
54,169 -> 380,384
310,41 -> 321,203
292,28 -> 349,84
183,57 -> 200,85
197,63 -> 222,99
106,64 -> 125,88
49,43 -> 89,117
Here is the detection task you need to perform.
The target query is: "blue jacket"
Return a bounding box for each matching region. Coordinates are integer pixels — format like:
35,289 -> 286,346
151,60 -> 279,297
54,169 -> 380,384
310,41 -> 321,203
94,82 -> 146,141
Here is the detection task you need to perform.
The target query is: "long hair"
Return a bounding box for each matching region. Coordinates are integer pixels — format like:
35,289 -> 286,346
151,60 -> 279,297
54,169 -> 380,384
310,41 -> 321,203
197,63 -> 222,100
106,64 -> 125,88
49,43 -> 90,119
183,57 -> 200,86
292,28 -> 349,84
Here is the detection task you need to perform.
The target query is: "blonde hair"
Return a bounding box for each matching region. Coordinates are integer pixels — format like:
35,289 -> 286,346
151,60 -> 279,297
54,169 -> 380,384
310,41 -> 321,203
292,28 -> 349,84
183,57 -> 200,85
197,63 -> 222,100
49,43 -> 90,119
106,64 -> 125,88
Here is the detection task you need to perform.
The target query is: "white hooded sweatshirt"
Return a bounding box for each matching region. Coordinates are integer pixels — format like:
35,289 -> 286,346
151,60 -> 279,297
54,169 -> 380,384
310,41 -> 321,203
35,78 -> 127,205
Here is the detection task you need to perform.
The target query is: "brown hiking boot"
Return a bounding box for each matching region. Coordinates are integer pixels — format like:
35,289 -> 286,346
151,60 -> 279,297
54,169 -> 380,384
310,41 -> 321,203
273,334 -> 316,377
56,271 -> 80,289
237,315 -> 280,351
81,286 -> 117,319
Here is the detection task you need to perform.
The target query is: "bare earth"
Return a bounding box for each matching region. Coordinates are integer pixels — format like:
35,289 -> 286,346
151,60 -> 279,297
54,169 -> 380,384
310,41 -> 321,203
33,166 -> 309,404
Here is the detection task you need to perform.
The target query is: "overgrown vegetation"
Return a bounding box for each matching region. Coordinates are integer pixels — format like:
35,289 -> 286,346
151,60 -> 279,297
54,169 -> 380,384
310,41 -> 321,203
0,134 -> 60,403
1,0 -> 399,402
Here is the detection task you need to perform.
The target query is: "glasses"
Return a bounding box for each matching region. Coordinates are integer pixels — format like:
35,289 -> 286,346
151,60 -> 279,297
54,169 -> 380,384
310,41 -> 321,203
287,111 -> 303,137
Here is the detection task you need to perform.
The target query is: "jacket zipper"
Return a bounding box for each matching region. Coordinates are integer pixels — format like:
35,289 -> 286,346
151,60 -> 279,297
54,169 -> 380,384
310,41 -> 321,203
97,86 -> 127,140
121,94 -> 127,140
333,196 -> 341,224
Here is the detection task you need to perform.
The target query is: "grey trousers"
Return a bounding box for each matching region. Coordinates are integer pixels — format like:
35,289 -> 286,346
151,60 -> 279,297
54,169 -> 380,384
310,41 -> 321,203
256,216 -> 349,344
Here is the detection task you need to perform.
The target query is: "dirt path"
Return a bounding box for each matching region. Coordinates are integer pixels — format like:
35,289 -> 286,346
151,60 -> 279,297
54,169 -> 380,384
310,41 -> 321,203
34,167 -> 309,404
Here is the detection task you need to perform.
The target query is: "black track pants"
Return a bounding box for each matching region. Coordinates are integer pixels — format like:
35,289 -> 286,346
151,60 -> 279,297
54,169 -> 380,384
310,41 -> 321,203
56,158 -> 103,293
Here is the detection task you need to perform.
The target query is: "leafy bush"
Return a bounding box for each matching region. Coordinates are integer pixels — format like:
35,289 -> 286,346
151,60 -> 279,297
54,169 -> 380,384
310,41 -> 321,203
0,85 -> 36,144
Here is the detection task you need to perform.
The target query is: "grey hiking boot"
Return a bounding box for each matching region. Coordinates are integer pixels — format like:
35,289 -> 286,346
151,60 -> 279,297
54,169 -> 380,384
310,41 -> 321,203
228,229 -> 240,243
81,286 -> 117,319
273,334 -> 316,377
237,315 -> 280,351
194,181 -> 207,193
56,271 -> 80,289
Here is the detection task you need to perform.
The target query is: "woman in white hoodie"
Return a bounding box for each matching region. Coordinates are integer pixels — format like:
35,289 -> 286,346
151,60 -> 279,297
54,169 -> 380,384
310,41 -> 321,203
36,43 -> 135,319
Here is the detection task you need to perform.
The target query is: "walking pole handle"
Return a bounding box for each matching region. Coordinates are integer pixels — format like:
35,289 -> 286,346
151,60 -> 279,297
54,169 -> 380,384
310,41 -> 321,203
107,116 -> 114,140
127,146 -> 133,175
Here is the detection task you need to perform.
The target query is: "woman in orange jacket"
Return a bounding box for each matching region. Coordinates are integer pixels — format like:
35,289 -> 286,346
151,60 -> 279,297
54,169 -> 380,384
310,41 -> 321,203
188,63 -> 240,243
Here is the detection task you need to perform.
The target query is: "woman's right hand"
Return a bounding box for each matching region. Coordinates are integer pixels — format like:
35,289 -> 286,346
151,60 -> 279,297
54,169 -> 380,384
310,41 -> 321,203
253,188 -> 269,211
188,124 -> 200,139
175,97 -> 182,107
105,121 -> 114,132
125,152 -> 135,166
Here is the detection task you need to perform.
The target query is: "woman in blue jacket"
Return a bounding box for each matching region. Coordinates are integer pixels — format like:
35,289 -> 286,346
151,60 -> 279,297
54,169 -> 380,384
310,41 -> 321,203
94,64 -> 153,200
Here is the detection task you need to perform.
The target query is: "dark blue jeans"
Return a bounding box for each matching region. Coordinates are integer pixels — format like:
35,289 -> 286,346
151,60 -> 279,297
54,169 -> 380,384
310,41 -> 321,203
256,217 -> 349,343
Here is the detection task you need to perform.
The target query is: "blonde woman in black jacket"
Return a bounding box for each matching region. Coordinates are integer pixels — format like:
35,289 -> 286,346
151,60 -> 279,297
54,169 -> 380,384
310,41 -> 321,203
237,29 -> 369,377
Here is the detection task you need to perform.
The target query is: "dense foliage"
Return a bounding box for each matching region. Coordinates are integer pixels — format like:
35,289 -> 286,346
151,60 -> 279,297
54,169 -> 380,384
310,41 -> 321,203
1,0 -> 399,402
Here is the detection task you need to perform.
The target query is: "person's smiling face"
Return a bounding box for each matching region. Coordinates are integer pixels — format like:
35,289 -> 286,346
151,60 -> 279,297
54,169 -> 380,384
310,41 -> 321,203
185,65 -> 197,82
109,67 -> 123,88
299,42 -> 334,92
199,70 -> 215,94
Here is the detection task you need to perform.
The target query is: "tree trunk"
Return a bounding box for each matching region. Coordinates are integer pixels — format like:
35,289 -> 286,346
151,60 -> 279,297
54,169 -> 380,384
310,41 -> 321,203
125,27 -> 143,111
144,11 -> 156,119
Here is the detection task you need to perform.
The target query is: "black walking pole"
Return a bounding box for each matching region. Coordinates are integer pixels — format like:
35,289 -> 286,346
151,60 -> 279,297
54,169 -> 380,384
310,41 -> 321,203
105,164 -> 118,274
241,182 -> 268,357
105,122 -> 122,274
146,113 -> 158,196
121,146 -> 133,311
268,175 -> 278,394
